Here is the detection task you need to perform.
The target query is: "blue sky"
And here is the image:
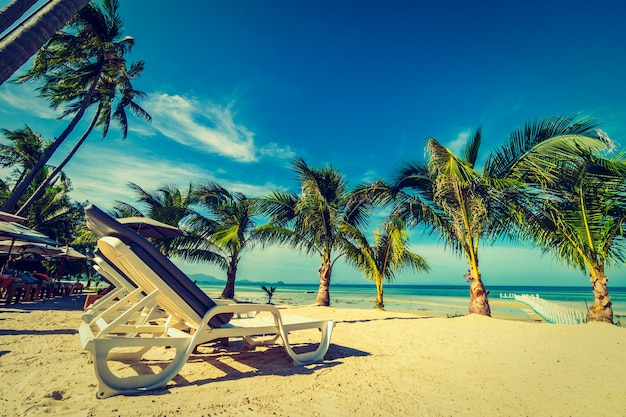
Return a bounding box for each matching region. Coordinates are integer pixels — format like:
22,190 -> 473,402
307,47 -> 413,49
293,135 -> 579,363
1,0 -> 625,287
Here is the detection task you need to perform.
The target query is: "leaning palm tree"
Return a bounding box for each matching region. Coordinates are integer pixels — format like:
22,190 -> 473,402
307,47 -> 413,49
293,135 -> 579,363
491,135 -> 625,323
178,182 -> 258,299
256,158 -> 373,306
388,130 -> 494,315
112,182 -> 197,257
0,0 -> 39,35
16,58 -> 151,216
0,126 -> 46,192
387,115 -> 607,316
343,216 -> 429,309
0,0 -> 90,85
3,0 -> 148,213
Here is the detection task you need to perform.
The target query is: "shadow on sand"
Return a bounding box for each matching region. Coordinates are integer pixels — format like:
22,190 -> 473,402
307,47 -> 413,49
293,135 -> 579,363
0,294 -> 86,311
107,341 -> 369,396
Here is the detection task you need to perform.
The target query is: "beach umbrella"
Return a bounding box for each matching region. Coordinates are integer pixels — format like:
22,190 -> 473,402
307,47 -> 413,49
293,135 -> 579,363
0,222 -> 60,246
0,211 -> 26,222
0,240 -> 60,257
0,222 -> 60,271
55,246 -> 88,260
117,217 -> 184,239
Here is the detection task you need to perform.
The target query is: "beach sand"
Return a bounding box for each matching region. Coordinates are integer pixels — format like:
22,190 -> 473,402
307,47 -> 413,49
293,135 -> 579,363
1,295 -> 625,417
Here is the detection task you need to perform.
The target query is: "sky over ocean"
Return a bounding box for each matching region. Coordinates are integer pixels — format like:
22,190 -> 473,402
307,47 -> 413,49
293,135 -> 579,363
1,0 -> 625,286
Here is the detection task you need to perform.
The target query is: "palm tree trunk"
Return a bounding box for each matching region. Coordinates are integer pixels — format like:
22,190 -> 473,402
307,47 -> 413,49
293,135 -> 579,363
220,254 -> 238,299
315,252 -> 332,306
16,105 -> 100,216
466,263 -> 491,316
0,0 -> 39,35
587,266 -> 613,323
1,68 -> 99,212
375,279 -> 384,309
0,0 -> 89,85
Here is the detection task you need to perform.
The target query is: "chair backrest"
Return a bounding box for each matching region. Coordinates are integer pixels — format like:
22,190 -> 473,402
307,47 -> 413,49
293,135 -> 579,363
85,204 -> 230,328
93,249 -> 138,292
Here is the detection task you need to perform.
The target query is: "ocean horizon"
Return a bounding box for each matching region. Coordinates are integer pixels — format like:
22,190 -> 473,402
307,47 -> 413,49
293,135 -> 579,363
198,282 -> 626,325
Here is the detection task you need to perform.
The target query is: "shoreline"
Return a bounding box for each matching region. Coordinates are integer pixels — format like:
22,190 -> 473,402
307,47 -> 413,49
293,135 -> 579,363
1,294 -> 625,416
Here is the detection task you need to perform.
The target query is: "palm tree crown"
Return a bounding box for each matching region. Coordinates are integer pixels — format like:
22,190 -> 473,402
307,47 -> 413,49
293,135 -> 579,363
256,157 -> 374,306
3,0 -> 150,214
488,120 -> 624,323
179,182 -> 258,299
344,215 -> 429,308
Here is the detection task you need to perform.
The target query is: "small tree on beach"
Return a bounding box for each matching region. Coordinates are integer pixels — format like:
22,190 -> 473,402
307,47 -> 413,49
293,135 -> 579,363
261,285 -> 277,304
256,158 -> 374,306
343,215 -> 429,309
0,126 -> 47,195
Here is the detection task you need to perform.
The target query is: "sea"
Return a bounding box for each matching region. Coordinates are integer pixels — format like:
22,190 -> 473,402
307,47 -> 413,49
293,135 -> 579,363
198,282 -> 626,325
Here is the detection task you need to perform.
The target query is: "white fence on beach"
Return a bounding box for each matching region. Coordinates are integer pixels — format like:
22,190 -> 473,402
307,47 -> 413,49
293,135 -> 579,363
500,293 -> 587,325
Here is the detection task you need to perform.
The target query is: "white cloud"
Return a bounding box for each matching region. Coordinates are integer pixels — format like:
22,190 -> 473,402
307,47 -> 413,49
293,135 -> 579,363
144,93 -> 257,162
61,139 -> 286,208
446,129 -> 471,155
0,82 -> 61,120
258,142 -> 296,160
64,145 -> 213,208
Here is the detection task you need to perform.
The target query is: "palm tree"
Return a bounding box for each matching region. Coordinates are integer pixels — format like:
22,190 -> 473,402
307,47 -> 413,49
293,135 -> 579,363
379,129 -> 494,315
112,182 -> 196,257
3,0 -> 148,213
0,0 -> 90,85
488,124 -> 624,323
178,182 -> 258,299
16,58 -> 151,216
0,0 -> 39,35
25,170 -> 77,242
0,126 -> 46,192
386,115 -> 607,316
344,216 -> 429,309
256,158 -> 373,306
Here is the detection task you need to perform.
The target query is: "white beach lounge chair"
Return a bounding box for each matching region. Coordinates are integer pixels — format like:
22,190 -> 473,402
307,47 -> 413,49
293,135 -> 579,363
82,250 -> 164,326
79,204 -> 334,399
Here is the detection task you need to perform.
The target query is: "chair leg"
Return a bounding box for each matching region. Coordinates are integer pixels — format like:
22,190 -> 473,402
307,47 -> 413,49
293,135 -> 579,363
279,321 -> 334,365
83,329 -> 197,398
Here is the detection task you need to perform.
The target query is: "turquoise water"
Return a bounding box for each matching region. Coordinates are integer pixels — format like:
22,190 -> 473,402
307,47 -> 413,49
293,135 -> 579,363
199,282 -> 626,323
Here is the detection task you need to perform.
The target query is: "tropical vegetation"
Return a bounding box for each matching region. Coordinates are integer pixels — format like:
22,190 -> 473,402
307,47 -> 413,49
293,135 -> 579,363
177,182 -> 259,299
3,0 -> 150,215
255,157 -> 375,306
343,215 -> 429,308
0,1 -> 624,324
0,0 -> 90,85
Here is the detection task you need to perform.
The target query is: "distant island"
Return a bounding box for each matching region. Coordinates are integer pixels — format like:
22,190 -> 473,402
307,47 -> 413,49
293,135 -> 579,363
189,273 -> 285,287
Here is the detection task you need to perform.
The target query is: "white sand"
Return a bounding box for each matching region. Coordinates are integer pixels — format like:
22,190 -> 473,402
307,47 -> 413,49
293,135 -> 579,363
1,296 -> 625,417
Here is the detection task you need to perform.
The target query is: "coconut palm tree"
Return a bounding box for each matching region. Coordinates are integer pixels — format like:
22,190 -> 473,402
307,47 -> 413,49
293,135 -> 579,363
0,0 -> 90,85
385,115 -> 608,316
112,182 -> 197,257
16,58 -> 150,216
382,129 -> 494,315
489,127 -> 625,323
3,0 -> 148,213
0,0 -> 39,35
178,182 -> 258,299
0,126 -> 46,193
343,215 -> 429,309
256,158 -> 373,306
26,171 -> 77,242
